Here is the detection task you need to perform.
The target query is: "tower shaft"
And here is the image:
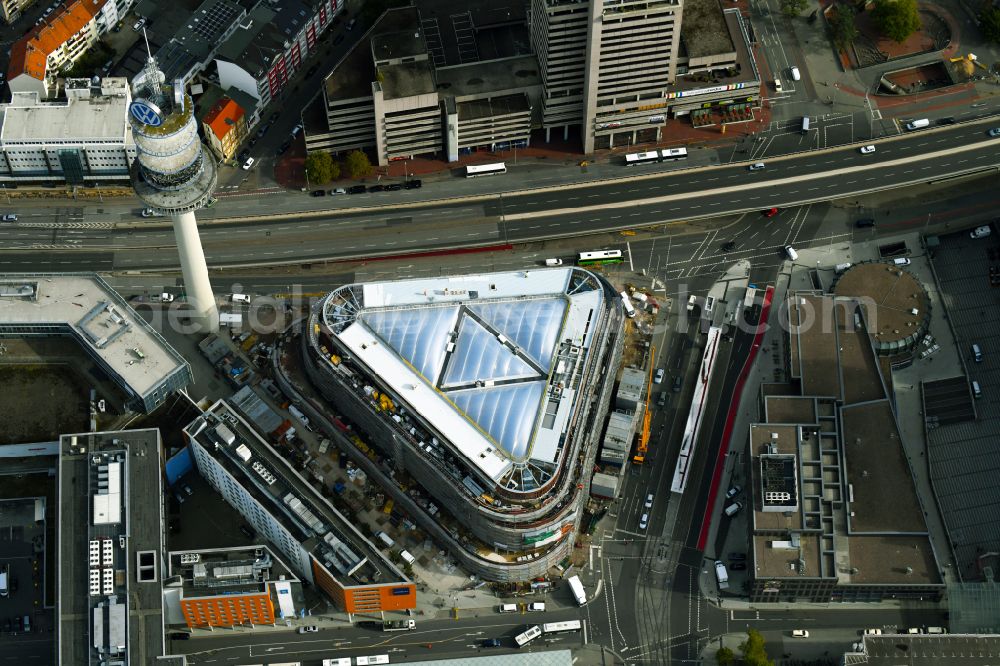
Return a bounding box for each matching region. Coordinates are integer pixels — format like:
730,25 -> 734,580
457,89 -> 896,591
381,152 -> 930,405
172,211 -> 219,330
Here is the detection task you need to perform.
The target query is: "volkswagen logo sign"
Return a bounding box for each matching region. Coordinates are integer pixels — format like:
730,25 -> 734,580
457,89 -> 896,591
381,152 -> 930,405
130,98 -> 164,127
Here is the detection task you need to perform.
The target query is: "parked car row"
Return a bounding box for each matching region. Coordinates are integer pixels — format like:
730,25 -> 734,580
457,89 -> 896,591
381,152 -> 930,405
310,180 -> 422,197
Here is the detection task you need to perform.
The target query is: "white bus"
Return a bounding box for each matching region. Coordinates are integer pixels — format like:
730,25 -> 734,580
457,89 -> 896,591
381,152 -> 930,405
514,624 -> 543,648
356,656 -> 390,665
465,162 -> 506,178
577,250 -> 623,266
543,620 -> 582,634
625,151 -> 660,166
322,659 -> 353,666
660,147 -> 688,161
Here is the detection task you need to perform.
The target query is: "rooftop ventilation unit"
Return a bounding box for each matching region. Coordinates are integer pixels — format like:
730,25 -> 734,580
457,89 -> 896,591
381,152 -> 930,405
251,461 -> 276,485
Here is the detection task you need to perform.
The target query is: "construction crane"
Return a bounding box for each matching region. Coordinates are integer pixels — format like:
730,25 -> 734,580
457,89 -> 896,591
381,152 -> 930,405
632,346 -> 656,465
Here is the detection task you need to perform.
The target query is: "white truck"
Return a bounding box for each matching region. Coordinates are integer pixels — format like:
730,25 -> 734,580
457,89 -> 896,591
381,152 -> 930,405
715,561 -> 729,590
382,619 -> 416,632
288,404 -> 311,428
567,574 -> 587,606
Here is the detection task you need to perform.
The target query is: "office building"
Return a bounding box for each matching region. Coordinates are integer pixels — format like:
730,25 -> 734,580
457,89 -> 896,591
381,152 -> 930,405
184,401 -> 416,612
745,291 -> 945,603
305,0 -> 759,163
7,0 -> 107,99
299,267 -> 626,579
201,94 -> 249,161
0,77 -> 136,184
57,429 -> 167,665
0,273 -> 191,412
150,0 -> 245,84
164,546 -> 302,628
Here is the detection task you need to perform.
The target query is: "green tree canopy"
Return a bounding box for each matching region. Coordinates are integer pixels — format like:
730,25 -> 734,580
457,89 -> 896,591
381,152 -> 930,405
981,7 -> 1000,44
344,150 -> 373,179
716,646 -> 735,666
780,0 -> 808,18
830,5 -> 859,49
305,151 -> 338,185
872,0 -> 921,43
739,629 -> 774,666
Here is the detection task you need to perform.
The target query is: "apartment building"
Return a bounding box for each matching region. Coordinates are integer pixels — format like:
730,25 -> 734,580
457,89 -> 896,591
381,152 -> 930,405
2,0 -> 33,24
201,94 -> 249,161
215,0 -> 339,108
7,0 -> 106,99
184,401 -> 416,612
529,0 -> 589,140
298,268 -> 626,579
0,77 -> 137,184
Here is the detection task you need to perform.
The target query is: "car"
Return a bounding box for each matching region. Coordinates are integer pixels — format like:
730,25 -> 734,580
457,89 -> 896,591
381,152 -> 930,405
638,513 -> 648,530
864,628 -> 883,635
988,127 -> 1000,138
132,17 -> 146,31
859,145 -> 876,154
305,65 -> 319,77
937,117 -> 956,125
310,189 -> 326,197
140,207 -> 161,218
748,162 -> 765,171
405,179 -> 422,189
729,552 -> 747,561
892,257 -> 911,266
906,627 -> 923,634
790,66 -> 801,81
277,141 -> 291,155
644,493 -> 654,508
730,561 -> 747,570
482,638 -> 502,648
1,214 -> 17,222
298,625 -> 319,634
242,156 -> 255,170
791,629 -> 809,637
497,603 -> 518,613
527,602 -> 545,612
721,240 -> 736,252
656,391 -> 667,407
96,398 -> 106,412
182,483 -> 193,496
971,225 -> 992,239
239,524 -> 256,539
333,34 -> 345,45
290,123 -> 303,137
237,150 -> 250,163
346,18 -> 356,30
726,485 -> 742,499
348,185 -> 366,194
653,368 -> 665,384
385,183 -> 402,191
368,184 -> 385,193
173,490 -> 185,504
330,188 -> 347,195
762,207 -> 779,217
255,127 -> 267,139
855,218 -> 875,228
169,632 -> 191,640
672,376 -> 682,392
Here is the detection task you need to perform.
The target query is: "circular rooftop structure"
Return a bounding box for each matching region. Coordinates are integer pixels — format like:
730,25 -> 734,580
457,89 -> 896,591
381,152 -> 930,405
833,261 -> 931,356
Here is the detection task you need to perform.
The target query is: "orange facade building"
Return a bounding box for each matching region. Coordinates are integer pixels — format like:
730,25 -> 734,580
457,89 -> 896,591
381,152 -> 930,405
180,588 -> 275,628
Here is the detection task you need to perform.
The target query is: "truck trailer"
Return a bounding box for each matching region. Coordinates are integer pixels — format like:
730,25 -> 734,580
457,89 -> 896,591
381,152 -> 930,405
714,561 -> 729,590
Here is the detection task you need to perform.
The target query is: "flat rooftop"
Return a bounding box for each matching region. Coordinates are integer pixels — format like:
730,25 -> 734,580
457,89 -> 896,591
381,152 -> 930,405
320,268 -> 607,483
58,430 -> 165,666
845,533 -> 940,585
788,293 -> 844,399
753,532 -> 823,579
834,262 -> 930,349
682,0 -> 734,59
186,401 -> 407,589
168,545 -> 299,600
0,274 -> 190,399
380,60 -> 436,100
324,7 -> 415,101
2,87 -> 129,142
437,55 -> 542,99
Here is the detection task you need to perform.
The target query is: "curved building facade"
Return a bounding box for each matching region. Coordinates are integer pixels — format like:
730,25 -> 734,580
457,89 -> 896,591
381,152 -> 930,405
297,267 -> 625,579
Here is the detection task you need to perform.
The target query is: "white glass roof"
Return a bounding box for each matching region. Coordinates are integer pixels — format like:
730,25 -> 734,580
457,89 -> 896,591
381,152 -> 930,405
442,316 -> 537,388
450,382 -> 545,459
469,299 -> 565,370
362,306 -> 460,384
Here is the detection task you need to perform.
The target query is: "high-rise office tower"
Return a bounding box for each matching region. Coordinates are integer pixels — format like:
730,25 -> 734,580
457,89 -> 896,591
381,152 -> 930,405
128,43 -> 219,331
531,0 -> 684,153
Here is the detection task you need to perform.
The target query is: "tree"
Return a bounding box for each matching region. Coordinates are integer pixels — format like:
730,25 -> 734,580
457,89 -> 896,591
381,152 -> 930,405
344,150 -> 373,179
830,5 -> 859,49
780,0 -> 808,18
739,629 -> 774,666
716,646 -> 735,665
981,7 -> 1000,45
872,0 -> 921,43
305,151 -> 338,184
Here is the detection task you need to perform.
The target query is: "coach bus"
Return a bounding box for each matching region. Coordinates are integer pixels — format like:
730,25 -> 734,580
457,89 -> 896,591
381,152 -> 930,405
543,620 -> 582,634
660,147 -> 688,161
465,162 -> 506,178
624,151 -> 660,166
514,625 -> 543,648
577,250 -> 623,266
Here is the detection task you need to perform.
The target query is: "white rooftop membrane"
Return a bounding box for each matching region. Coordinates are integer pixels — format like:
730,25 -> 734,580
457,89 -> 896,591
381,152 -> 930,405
442,316 -> 538,388
468,299 -> 566,369
450,382 -> 545,460
362,306 -> 459,384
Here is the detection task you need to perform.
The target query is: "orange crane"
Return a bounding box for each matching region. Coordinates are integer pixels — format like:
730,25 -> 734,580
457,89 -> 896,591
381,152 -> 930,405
632,346 -> 656,464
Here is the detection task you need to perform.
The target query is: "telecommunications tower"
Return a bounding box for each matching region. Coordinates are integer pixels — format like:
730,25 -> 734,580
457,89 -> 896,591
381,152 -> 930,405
128,37 -> 219,331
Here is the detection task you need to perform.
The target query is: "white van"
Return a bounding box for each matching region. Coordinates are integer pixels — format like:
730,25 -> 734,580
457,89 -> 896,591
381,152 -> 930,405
790,66 -> 801,81
892,257 -> 911,266
972,344 -> 983,363
400,550 -> 416,565
785,246 -> 799,261
376,531 -> 394,548
972,381 -> 982,398
835,262 -> 852,274
231,293 -> 251,304
498,603 -> 518,613
544,258 -> 563,266
792,629 -> 809,637
906,118 -> 930,130
925,626 -> 947,634
724,502 -> 742,517
800,116 -> 810,134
